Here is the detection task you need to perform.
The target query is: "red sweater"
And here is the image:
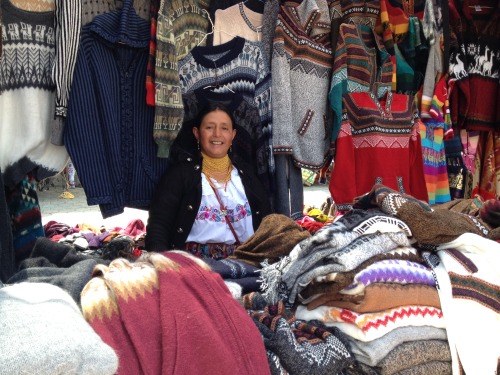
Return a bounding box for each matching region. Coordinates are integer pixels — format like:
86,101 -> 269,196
330,91 -> 428,210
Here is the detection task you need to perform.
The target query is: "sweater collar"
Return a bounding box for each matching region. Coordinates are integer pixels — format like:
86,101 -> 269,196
190,36 -> 246,68
89,0 -> 150,48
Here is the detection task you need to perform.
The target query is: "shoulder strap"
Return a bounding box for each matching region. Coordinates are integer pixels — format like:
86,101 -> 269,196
211,186 -> 241,245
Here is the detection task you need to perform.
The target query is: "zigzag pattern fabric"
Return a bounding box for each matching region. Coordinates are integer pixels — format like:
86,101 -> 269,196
341,259 -> 436,295
271,0 -> 333,170
296,304 -> 444,342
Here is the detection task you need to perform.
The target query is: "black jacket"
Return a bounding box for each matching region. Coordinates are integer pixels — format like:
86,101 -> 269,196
145,151 -> 272,251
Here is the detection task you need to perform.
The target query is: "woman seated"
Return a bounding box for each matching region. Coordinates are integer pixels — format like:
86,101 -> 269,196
145,102 -> 272,259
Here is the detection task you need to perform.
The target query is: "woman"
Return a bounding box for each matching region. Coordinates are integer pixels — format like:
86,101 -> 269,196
145,102 -> 272,259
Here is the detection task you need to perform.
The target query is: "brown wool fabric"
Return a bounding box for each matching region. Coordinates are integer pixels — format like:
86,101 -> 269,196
307,283 -> 441,312
393,361 -> 452,375
230,214 -> 311,268
299,246 -> 425,303
396,201 -> 491,245
376,339 -> 451,375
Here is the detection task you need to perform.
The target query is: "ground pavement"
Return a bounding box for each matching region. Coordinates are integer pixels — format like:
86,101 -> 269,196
37,177 -> 331,228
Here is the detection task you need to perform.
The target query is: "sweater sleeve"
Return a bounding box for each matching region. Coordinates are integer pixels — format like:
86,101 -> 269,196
329,27 -> 348,143
153,0 -> 185,158
51,0 -> 82,146
410,117 -> 430,202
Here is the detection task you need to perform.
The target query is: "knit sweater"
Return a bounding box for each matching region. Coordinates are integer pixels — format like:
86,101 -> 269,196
213,2 -> 264,45
81,251 -> 271,375
329,91 -> 428,210
295,304 -> 445,342
426,233 -> 500,375
329,23 -> 393,143
448,0 -> 500,132
177,37 -> 273,165
271,0 -> 332,170
0,0 -> 69,186
153,0 -> 210,157
64,4 -> 169,218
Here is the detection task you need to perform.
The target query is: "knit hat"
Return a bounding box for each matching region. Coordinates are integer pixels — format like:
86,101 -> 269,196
230,214 -> 311,268
0,282 -> 118,375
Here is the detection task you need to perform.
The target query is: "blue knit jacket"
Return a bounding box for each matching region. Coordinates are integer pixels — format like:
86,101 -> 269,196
64,3 -> 169,218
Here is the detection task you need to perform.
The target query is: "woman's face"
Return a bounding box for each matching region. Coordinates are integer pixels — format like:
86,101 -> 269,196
193,109 -> 236,159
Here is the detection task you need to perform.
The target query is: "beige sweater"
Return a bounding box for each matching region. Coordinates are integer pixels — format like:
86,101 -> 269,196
213,2 -> 263,45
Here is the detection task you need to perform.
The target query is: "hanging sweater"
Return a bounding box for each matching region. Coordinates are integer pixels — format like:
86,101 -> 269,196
329,91 -> 428,211
213,2 -> 264,45
329,24 -> 393,143
153,0 -> 210,158
271,0 -> 332,170
178,36 -> 273,168
0,0 -> 69,187
448,0 -> 500,132
64,4 -> 169,218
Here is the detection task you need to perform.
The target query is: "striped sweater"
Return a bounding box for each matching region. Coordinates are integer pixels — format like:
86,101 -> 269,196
64,4 -> 169,218
329,24 -> 393,144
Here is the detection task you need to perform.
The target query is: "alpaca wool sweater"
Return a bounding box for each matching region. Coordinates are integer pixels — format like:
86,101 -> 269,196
295,304 -> 445,342
271,0 -> 332,170
153,0 -> 210,157
349,325 -> 448,366
448,0 -> 500,132
64,5 -> 169,218
329,92 -> 428,211
81,251 -> 271,375
329,23 -> 393,143
0,0 -> 69,186
426,233 -> 500,375
213,2 -> 263,45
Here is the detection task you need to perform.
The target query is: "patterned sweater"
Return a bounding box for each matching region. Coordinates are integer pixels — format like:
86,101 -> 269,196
448,0 -> 500,132
153,0 -> 210,158
329,24 -> 393,144
271,0 -> 332,170
329,91 -> 428,210
177,36 -> 273,169
0,0 -> 69,187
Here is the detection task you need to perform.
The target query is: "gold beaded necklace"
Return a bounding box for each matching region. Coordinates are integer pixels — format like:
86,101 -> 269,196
201,152 -> 233,190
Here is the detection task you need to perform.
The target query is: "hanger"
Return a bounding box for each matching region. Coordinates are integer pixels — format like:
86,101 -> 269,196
196,9 -> 214,47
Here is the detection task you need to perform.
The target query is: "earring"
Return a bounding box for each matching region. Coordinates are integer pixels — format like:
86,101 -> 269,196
197,141 -> 200,151
229,144 -> 232,153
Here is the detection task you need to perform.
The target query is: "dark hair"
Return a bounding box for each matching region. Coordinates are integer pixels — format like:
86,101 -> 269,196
194,102 -> 236,130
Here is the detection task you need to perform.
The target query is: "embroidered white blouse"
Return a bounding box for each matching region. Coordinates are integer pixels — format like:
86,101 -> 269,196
186,167 -> 254,244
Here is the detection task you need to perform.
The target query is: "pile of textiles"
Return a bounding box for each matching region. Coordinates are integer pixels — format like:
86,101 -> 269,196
256,184 -> 500,374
